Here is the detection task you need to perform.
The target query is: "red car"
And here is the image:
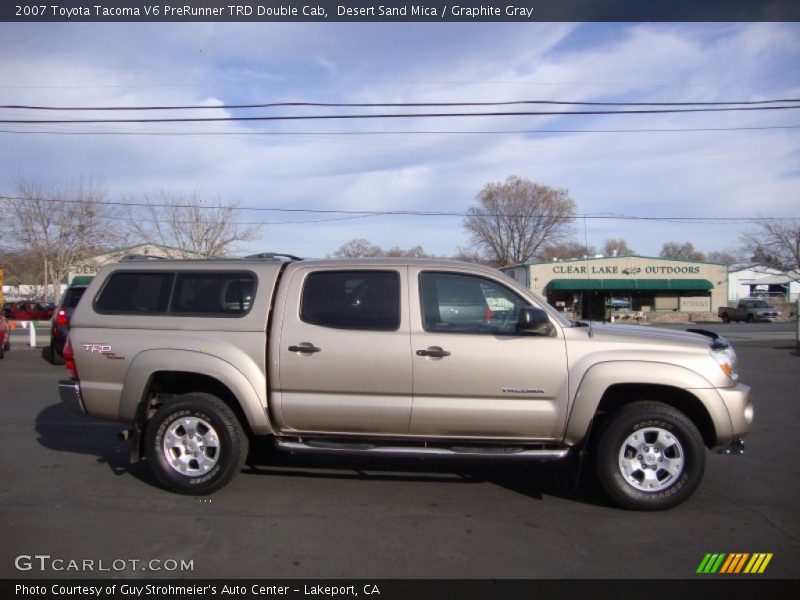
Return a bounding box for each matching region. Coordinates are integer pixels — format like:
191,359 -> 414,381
2,301 -> 54,321
0,314 -> 10,359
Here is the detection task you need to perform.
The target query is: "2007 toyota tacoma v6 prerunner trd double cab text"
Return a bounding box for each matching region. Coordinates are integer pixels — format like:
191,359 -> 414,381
58,254 -> 752,510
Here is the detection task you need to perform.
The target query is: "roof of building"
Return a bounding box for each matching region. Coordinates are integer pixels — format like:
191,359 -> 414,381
508,254 -> 727,268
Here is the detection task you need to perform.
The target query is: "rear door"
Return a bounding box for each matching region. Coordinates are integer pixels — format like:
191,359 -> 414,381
409,268 -> 569,440
274,266 -> 413,435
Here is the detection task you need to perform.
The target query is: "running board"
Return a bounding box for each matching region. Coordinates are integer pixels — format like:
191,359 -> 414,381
274,438 -> 570,460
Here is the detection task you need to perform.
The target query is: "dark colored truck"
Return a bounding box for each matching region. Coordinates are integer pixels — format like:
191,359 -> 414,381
718,299 -> 781,323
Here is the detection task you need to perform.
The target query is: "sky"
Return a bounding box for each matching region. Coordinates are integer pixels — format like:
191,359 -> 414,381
1,21 -> 799,259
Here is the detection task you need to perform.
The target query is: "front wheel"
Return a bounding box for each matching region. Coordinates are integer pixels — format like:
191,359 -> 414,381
596,402 -> 705,510
144,393 -> 249,495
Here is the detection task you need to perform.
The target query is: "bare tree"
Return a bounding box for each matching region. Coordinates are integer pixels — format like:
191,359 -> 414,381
127,191 -> 262,258
330,238 -> 384,258
706,250 -> 740,266
463,176 -> 576,267
450,246 -> 486,264
602,238 -> 635,257
537,242 -> 596,261
385,245 -> 432,258
741,218 -> 800,272
659,241 -> 706,262
0,249 -> 42,286
7,178 -> 122,302
330,239 -> 433,258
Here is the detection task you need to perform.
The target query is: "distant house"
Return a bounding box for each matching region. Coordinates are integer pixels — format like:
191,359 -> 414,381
727,265 -> 799,302
68,243 -> 200,284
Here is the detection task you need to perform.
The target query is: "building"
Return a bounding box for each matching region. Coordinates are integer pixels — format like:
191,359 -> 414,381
504,255 -> 728,320
727,265 -> 799,302
68,243 -> 201,284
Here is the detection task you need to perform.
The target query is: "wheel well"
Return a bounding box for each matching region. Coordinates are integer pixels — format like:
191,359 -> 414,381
140,371 -> 253,437
594,383 -> 717,448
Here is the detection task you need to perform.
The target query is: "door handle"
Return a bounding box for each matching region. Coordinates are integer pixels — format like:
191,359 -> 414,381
416,347 -> 451,358
288,344 -> 321,354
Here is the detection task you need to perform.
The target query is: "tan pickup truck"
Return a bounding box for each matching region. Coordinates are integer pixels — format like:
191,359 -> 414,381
58,255 -> 752,510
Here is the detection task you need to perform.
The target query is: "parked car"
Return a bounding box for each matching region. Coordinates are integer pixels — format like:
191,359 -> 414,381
50,285 -> 88,365
0,314 -> 9,359
59,256 -> 752,510
3,301 -> 54,321
718,299 -> 782,323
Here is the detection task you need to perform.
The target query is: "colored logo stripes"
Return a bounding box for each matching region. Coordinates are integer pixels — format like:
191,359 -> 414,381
696,553 -> 773,574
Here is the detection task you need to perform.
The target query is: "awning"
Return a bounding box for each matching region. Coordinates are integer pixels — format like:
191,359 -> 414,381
69,275 -> 94,286
546,278 -> 714,291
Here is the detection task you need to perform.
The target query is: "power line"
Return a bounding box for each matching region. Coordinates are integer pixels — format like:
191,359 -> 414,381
0,84 -> 202,90
2,124 -> 799,136
0,195 -> 795,224
4,97 -> 799,111
2,105 -> 799,125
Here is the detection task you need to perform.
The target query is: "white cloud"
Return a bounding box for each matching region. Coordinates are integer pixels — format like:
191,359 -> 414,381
1,22 -> 798,258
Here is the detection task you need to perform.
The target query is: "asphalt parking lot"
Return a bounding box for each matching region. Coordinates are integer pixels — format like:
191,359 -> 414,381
1,323 -> 798,579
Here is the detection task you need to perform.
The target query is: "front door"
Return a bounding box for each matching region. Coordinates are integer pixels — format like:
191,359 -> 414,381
276,266 -> 413,435
409,269 -> 569,440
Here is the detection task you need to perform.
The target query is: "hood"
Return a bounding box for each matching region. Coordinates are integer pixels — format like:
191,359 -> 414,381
574,322 -> 717,350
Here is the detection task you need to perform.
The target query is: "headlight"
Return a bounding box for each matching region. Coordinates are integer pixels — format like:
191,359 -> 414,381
711,344 -> 738,382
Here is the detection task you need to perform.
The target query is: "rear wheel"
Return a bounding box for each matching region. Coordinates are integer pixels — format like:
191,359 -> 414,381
144,393 -> 249,495
0,341 -> 4,359
596,401 -> 705,510
720,312 -> 730,323
746,314 -> 754,323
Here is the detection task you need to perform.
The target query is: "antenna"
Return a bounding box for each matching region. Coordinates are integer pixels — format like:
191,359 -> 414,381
583,215 -> 594,338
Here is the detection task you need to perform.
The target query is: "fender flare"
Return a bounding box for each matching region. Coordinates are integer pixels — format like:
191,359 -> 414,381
118,349 -> 273,435
564,361 -> 731,446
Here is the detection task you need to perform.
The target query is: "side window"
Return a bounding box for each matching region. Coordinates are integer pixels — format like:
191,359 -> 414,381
95,272 -> 174,314
171,272 -> 256,315
300,270 -> 400,331
419,272 -> 529,334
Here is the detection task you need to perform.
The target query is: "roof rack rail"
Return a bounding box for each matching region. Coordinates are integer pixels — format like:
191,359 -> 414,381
118,254 -> 166,261
244,252 -> 303,261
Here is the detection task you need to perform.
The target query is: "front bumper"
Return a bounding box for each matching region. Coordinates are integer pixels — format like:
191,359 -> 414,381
58,379 -> 87,416
718,383 -> 753,441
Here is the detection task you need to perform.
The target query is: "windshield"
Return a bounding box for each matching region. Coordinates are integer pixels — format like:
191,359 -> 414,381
748,300 -> 772,308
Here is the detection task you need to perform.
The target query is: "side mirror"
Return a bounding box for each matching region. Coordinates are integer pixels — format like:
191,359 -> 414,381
516,307 -> 554,336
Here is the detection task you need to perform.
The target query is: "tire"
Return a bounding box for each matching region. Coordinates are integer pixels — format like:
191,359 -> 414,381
746,314 -> 754,323
50,336 -> 64,365
595,401 -> 705,511
0,342 -> 4,359
144,393 -> 249,495
721,313 -> 730,323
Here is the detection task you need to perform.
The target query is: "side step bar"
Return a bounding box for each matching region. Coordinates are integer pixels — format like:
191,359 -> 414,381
274,438 -> 570,460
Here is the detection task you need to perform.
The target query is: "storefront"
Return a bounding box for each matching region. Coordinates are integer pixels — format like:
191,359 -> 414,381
504,255 -> 728,320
